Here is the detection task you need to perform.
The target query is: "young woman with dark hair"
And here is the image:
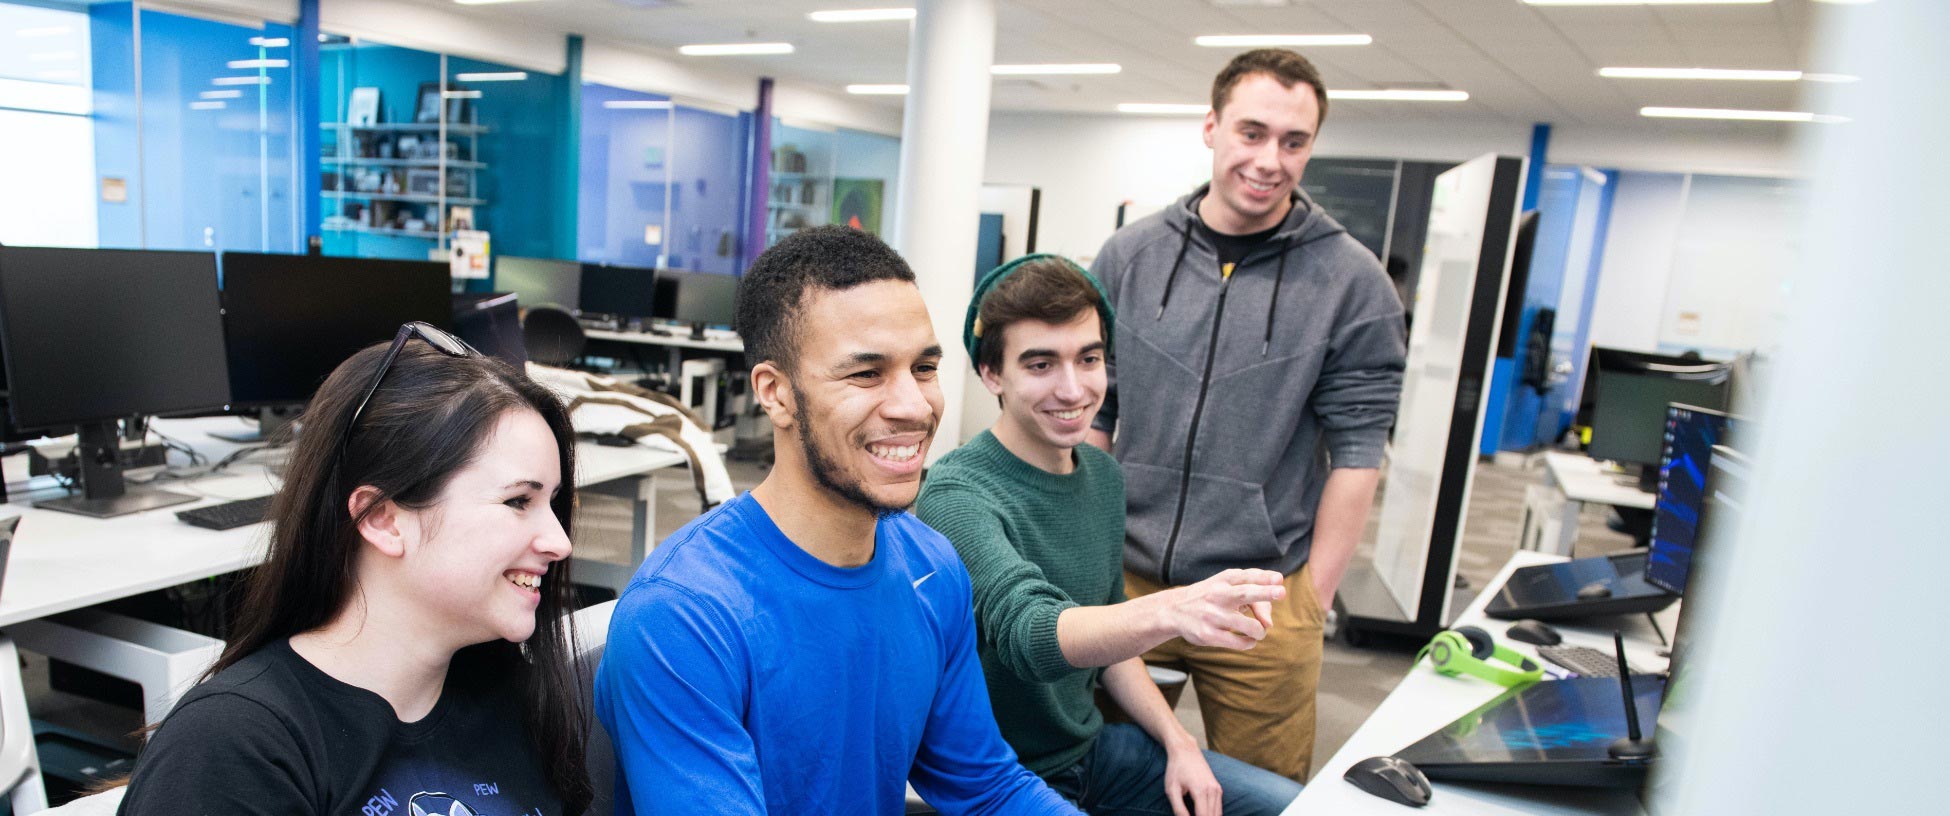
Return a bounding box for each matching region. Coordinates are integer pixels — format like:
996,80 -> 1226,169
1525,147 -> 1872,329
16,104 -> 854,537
118,324 -> 592,815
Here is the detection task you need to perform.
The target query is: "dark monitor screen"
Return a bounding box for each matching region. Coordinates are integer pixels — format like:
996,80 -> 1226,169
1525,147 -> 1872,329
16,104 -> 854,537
578,263 -> 658,319
0,247 -> 231,429
496,256 -> 580,310
1587,347 -> 1731,468
453,292 -> 525,367
220,252 -> 453,407
1647,405 -> 1737,594
661,270 -> 739,326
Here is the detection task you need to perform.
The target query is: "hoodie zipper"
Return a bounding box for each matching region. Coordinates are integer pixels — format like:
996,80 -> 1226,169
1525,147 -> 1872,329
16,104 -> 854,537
1159,267 -> 1234,586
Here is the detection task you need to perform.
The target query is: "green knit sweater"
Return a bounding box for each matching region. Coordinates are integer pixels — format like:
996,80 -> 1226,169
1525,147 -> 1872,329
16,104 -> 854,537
914,430 -> 1127,777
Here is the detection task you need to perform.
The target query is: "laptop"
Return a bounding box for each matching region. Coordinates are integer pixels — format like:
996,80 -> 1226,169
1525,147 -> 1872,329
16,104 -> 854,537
1394,674 -> 1665,788
1486,405 -> 1734,622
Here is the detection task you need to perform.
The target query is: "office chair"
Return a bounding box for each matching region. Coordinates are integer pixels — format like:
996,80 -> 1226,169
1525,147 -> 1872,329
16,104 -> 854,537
522,306 -> 587,367
0,636 -> 49,813
572,601 -> 619,816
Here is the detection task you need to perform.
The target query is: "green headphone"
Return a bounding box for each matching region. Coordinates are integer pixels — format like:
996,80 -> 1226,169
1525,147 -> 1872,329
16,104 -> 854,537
962,253 -> 1116,365
1418,626 -> 1545,688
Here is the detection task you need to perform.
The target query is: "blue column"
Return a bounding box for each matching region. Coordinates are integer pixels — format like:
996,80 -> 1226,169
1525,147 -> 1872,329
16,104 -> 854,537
743,78 -> 774,270
296,0 -> 321,250
1479,123 -> 1553,454
555,35 -> 583,260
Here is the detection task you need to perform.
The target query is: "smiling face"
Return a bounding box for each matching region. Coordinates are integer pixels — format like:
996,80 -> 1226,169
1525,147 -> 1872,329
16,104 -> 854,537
1202,72 -> 1321,234
770,279 -> 944,515
397,408 -> 570,646
980,309 -> 1106,472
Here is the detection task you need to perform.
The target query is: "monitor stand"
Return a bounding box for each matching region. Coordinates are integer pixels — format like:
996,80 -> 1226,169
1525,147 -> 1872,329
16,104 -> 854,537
209,406 -> 299,444
36,421 -> 197,519
689,321 -> 707,341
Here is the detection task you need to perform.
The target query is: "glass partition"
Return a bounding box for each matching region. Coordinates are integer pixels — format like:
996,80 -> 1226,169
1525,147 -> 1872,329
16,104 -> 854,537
138,8 -> 299,254
0,0 -> 100,247
578,83 -> 673,267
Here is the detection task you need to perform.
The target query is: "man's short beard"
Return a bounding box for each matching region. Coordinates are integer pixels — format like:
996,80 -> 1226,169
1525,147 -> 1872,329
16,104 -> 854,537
792,382 -> 907,518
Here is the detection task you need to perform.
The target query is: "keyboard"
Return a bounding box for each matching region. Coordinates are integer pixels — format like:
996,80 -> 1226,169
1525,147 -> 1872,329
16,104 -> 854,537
1537,644 -> 1634,678
176,495 -> 274,531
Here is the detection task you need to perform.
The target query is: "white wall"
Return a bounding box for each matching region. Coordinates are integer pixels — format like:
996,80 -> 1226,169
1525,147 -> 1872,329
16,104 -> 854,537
984,112 -> 1799,266
1586,172 -> 1685,353
1587,171 -> 1802,357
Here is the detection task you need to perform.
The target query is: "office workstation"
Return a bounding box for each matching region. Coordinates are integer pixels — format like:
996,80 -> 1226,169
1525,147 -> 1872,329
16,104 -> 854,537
0,1 -> 1934,814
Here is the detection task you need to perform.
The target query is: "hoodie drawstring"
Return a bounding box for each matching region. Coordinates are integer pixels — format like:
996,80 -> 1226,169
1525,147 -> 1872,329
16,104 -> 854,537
1263,237 -> 1292,356
1155,223 -> 1195,319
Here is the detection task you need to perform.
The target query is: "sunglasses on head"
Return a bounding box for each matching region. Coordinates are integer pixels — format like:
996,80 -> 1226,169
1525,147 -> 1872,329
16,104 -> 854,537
344,321 -> 479,443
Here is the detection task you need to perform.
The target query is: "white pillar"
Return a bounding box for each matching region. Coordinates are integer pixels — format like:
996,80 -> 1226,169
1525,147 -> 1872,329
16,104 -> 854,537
891,0 -> 995,462
1652,2 -> 1950,814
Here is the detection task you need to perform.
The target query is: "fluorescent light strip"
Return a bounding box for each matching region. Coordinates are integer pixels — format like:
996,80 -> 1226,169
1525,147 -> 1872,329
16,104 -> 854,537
14,26 -> 71,38
453,0 -> 543,5
1641,106 -> 1847,123
808,8 -> 915,22
1195,34 -> 1371,47
847,84 -> 909,95
1802,72 -> 1860,83
603,100 -> 673,109
211,76 -> 270,85
190,101 -> 226,110
248,37 -> 289,48
1525,0 -> 1769,5
1601,66 -> 1801,81
992,63 -> 1120,75
679,42 -> 794,56
454,71 -> 527,82
226,59 -> 289,69
1117,103 -> 1207,115
200,90 -> 243,99
442,89 -> 482,99
1329,89 -> 1468,101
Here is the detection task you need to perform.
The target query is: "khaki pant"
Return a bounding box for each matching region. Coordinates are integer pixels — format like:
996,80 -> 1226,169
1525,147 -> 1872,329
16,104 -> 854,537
1125,564 -> 1325,782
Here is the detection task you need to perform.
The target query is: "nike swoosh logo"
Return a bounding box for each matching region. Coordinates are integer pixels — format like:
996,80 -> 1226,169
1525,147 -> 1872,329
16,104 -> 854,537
912,571 -> 937,589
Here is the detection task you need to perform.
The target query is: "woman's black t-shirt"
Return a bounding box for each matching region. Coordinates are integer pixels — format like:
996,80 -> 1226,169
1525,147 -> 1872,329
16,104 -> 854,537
118,639 -> 561,816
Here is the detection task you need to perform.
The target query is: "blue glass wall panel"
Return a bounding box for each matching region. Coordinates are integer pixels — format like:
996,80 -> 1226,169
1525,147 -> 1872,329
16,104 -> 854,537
577,83 -> 671,267
666,105 -> 747,274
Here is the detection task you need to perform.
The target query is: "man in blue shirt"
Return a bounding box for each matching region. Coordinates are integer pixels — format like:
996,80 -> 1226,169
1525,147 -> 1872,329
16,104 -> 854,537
595,225 -> 1077,815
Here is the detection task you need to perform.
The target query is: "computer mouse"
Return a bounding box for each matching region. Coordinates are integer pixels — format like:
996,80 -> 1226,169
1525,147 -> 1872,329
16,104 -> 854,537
1577,581 -> 1613,601
1343,755 -> 1432,808
1505,619 -> 1562,646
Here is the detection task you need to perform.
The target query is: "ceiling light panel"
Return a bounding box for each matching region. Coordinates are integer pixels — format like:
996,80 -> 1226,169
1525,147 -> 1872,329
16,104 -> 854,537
1195,34 -> 1372,47
679,42 -> 794,56
1641,106 -> 1846,122
454,72 -> 528,82
808,8 -> 915,22
1117,103 -> 1208,115
1525,0 -> 1769,5
847,84 -> 909,95
1601,67 -> 1802,81
991,64 -> 1120,75
1328,89 -> 1469,101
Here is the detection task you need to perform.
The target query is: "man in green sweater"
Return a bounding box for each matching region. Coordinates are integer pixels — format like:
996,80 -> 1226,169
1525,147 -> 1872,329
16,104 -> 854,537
916,255 -> 1303,816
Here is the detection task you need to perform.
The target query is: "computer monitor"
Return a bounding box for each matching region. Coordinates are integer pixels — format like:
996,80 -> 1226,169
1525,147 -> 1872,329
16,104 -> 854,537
453,292 -> 526,367
0,246 -> 231,517
1586,346 -> 1732,487
578,263 -> 658,320
218,253 -> 453,438
495,256 -> 581,310
1647,405 -> 1739,595
659,270 -> 739,339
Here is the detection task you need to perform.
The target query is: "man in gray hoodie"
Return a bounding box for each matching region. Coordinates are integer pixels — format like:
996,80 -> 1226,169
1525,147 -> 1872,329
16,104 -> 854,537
1084,49 -> 1406,781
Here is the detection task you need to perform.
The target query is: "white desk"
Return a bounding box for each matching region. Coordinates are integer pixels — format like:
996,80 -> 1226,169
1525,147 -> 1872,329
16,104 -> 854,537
0,417 -> 685,625
585,327 -> 743,354
1520,453 -> 1656,556
1286,551 -> 1675,816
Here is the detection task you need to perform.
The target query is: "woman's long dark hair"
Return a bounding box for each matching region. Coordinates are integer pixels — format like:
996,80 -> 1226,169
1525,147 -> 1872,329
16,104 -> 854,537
211,341 -> 591,813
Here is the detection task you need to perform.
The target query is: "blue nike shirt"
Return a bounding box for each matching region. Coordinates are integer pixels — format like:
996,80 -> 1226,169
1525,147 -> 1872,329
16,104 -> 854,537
594,492 -> 1078,815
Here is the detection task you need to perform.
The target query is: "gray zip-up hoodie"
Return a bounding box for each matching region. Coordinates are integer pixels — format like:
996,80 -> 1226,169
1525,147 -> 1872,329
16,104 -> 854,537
1090,184 -> 1406,586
